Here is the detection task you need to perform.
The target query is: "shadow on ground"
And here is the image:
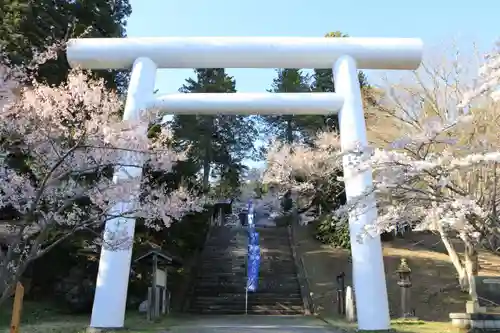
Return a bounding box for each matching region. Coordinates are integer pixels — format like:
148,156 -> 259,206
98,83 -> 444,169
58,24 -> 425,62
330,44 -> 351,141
292,223 -> 500,322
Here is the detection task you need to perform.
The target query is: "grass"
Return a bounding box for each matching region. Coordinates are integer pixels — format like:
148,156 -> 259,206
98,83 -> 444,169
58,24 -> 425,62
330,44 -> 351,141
322,317 -> 454,333
292,222 -> 496,321
0,301 -> 181,333
0,300 -> 457,333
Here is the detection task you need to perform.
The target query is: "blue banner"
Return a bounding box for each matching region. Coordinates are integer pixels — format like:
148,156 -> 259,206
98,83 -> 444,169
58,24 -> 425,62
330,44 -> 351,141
247,227 -> 260,292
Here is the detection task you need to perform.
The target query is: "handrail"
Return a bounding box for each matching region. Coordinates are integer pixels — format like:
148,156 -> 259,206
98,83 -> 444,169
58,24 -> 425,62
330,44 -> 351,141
180,207 -> 216,312
287,221 -> 314,315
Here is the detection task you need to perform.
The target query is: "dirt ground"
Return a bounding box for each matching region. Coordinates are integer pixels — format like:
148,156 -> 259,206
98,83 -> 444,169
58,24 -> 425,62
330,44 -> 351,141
293,223 -> 500,322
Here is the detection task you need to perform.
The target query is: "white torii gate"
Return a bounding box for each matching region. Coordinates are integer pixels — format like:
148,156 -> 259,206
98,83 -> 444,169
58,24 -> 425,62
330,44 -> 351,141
66,36 -> 423,331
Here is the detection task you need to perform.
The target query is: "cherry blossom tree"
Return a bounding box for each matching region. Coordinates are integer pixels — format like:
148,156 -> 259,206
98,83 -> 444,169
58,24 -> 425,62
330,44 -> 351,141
0,53 -> 203,304
263,41 -> 500,295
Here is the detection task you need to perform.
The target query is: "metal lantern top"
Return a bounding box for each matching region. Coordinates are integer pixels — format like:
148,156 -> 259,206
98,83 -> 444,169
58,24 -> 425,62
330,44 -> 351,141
337,271 -> 346,285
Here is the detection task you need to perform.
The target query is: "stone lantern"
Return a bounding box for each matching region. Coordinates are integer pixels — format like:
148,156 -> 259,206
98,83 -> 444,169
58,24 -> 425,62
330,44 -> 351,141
395,258 -> 415,319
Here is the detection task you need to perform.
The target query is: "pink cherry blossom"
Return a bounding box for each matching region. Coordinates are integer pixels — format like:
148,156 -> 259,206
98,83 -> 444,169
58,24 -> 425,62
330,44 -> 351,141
0,48 -> 204,303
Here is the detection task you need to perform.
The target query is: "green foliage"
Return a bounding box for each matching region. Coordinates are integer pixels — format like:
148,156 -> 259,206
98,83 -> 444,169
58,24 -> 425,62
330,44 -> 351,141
261,183 -> 268,194
24,208 -> 213,313
171,68 -> 258,192
127,208 -> 213,309
213,159 -> 248,199
315,214 -> 351,249
0,0 -> 131,90
306,31 -> 371,136
262,69 -> 313,144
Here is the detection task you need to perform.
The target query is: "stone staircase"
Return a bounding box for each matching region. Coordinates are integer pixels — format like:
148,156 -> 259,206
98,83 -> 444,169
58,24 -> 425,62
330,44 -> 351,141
186,225 -> 305,315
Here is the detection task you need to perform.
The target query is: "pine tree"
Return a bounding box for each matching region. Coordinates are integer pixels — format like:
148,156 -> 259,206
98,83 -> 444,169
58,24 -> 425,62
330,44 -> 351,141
262,69 -> 312,144
172,69 -> 258,193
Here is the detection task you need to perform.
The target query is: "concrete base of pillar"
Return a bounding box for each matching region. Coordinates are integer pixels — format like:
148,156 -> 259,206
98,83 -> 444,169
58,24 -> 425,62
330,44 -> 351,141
86,327 -> 128,333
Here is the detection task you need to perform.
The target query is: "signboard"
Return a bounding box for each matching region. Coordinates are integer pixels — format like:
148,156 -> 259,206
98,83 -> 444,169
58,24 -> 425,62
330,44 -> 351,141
155,269 -> 166,287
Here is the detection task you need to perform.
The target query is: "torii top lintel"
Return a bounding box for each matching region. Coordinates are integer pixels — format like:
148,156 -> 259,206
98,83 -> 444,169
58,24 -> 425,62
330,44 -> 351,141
66,36 -> 423,71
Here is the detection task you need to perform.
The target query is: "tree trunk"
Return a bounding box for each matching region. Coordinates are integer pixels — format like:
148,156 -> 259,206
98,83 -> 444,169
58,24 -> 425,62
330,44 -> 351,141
202,139 -> 211,193
286,119 -> 293,145
202,155 -> 210,193
438,229 -> 470,292
464,239 -> 479,300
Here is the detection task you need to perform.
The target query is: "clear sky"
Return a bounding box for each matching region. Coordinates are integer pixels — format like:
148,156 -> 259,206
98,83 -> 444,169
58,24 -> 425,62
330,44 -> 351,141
126,0 -> 497,94
125,0 -> 497,168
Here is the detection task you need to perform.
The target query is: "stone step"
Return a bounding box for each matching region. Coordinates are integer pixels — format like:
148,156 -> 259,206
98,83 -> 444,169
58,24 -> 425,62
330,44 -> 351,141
199,254 -> 246,258
199,263 -> 295,269
200,262 -> 247,266
196,278 -> 299,290
198,255 -> 241,261
194,283 -> 301,290
189,304 -> 304,315
198,270 -> 298,277
194,275 -> 300,283
195,281 -> 298,287
186,225 -> 302,315
192,294 -> 303,302
192,296 -> 303,304
204,241 -> 246,245
193,282 -> 300,289
257,238 -> 290,242
199,265 -> 297,272
200,257 -> 294,263
191,292 -> 302,299
201,249 -> 246,253
250,234 -> 288,238
189,299 -> 303,309
191,300 -> 303,308
198,263 -> 295,271
195,274 -> 298,281
200,255 -> 246,259
196,267 -> 297,274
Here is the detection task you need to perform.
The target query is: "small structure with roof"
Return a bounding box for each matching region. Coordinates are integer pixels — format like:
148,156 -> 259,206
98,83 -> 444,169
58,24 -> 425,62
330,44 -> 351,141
134,242 -> 182,320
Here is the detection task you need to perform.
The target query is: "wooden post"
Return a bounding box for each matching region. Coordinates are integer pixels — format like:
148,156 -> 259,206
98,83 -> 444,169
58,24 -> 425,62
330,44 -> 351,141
146,287 -> 152,321
10,282 -> 24,333
154,287 -> 161,318
151,253 -> 158,320
162,287 -> 167,315
163,269 -> 168,315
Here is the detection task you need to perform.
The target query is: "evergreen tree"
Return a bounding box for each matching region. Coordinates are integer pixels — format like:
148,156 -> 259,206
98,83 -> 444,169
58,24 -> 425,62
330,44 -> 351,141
262,69 -> 312,144
309,31 -> 370,133
213,158 -> 247,199
311,31 -> 369,94
0,0 -> 131,90
172,69 -> 258,193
